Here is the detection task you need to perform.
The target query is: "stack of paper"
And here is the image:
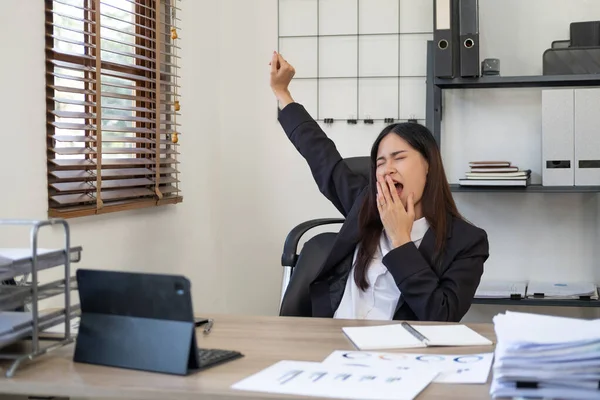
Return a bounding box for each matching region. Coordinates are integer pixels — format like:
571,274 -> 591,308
491,311 -> 600,399
459,161 -> 531,187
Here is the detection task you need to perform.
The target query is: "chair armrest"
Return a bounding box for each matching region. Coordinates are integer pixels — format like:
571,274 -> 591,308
281,218 -> 345,267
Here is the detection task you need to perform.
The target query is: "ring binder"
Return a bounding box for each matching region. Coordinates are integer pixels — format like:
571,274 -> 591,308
458,0 -> 479,77
433,0 -> 459,78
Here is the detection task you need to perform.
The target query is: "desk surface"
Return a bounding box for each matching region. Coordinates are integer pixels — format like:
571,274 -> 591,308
0,314 -> 496,400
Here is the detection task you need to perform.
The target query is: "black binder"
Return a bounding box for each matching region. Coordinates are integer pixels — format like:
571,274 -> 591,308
74,269 -> 206,375
570,21 -> 600,47
458,0 -> 479,77
434,0 -> 460,78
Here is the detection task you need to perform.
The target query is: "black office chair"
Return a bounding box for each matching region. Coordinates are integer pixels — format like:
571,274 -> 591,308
279,156 -> 371,317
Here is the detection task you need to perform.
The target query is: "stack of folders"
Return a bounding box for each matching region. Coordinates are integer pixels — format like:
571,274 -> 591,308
474,280 -> 598,300
491,311 -> 600,400
474,280 -> 527,299
526,281 -> 598,300
459,161 -> 531,187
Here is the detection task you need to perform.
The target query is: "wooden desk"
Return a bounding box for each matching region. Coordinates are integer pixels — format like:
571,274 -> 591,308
0,315 -> 496,400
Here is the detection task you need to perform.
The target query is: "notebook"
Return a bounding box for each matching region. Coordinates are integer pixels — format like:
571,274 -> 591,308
342,322 -> 493,350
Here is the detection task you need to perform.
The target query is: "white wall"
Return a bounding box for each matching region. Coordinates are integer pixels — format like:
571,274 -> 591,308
1,0 -> 599,322
0,0 -> 225,315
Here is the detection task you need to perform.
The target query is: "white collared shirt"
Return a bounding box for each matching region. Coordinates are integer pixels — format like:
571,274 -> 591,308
333,217 -> 430,320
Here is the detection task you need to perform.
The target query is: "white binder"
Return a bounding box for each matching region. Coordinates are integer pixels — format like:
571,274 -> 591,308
574,88 -> 600,186
541,89 -> 574,186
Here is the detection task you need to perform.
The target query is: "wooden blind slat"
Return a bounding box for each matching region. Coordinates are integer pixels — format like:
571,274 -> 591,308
50,96 -> 154,113
48,59 -> 94,73
101,136 -> 153,143
49,146 -> 157,155
50,122 -> 96,130
49,11 -> 96,26
50,187 -> 155,205
51,177 -> 155,192
50,168 -> 154,179
46,22 -> 96,38
50,111 -> 95,119
121,0 -> 181,14
101,11 -> 180,33
49,176 -> 178,192
51,135 -> 97,142
103,126 -> 154,134
96,35 -> 155,55
50,0 -> 89,13
99,46 -> 156,64
49,157 -> 179,167
48,37 -> 161,64
50,147 -> 96,155
50,115 -> 163,127
159,185 -> 180,195
102,81 -> 156,93
48,72 -> 95,84
100,148 -> 154,155
47,34 -> 95,49
101,1 -> 181,24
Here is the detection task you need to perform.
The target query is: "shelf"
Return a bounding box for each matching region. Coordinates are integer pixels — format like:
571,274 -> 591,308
294,75 -> 426,80
0,306 -> 80,349
435,74 -> 600,89
450,184 -> 600,193
0,278 -> 77,312
473,297 -> 600,308
279,32 -> 433,39
0,246 -> 82,281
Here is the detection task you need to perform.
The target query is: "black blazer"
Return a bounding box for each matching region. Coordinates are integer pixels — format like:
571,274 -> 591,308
278,102 -> 490,322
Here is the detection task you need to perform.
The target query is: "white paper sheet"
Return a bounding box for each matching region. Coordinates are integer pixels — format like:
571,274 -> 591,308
322,350 -> 494,384
231,360 -> 437,400
417,325 -> 493,347
0,248 -> 56,262
492,311 -> 600,345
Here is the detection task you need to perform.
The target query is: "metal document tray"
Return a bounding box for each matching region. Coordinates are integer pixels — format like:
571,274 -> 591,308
0,246 -> 82,281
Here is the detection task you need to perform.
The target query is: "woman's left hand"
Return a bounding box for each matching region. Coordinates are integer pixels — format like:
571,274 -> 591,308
377,175 -> 415,248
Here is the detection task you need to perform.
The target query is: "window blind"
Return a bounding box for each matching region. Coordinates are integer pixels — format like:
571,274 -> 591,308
45,0 -> 182,218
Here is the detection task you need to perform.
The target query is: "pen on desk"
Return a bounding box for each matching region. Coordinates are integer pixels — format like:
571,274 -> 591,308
401,321 -> 429,344
203,318 -> 214,334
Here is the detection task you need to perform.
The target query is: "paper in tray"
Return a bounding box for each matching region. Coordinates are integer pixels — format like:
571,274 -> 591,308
0,307 -> 80,349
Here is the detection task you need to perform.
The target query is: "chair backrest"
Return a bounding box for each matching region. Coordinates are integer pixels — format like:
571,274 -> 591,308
344,156 -> 371,180
279,157 -> 371,317
279,232 -> 338,317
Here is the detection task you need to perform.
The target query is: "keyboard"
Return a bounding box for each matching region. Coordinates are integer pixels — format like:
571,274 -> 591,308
197,348 -> 243,370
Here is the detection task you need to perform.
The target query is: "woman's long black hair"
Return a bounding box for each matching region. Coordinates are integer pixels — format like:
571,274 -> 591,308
353,122 -> 462,290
